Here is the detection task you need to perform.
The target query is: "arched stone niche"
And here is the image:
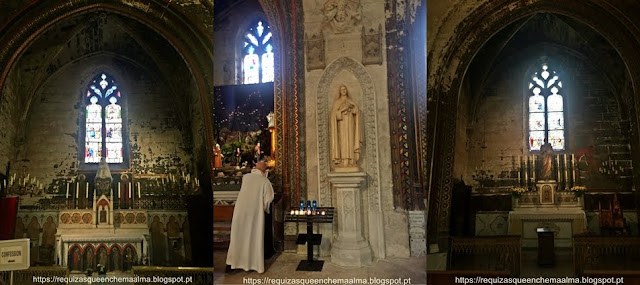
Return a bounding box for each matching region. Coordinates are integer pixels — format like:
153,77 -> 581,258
315,56 -> 385,258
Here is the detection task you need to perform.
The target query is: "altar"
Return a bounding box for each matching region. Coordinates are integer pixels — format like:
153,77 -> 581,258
508,144 -> 586,248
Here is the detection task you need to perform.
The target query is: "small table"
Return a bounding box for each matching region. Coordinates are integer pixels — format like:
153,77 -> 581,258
284,207 -> 334,271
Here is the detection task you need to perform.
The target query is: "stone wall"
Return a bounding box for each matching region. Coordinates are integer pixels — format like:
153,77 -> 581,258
0,73 -> 19,172
15,55 -> 193,188
303,0 -> 405,258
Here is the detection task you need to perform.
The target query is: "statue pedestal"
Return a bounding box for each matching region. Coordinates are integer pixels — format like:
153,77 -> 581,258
328,172 -> 372,267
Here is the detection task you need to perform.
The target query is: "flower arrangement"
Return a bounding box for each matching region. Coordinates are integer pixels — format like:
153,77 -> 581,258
570,186 -> 587,197
511,187 -> 527,198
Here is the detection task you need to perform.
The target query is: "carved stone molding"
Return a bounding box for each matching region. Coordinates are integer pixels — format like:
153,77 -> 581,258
361,25 -> 382,65
306,31 -> 326,71
316,56 -> 385,257
322,0 -> 362,34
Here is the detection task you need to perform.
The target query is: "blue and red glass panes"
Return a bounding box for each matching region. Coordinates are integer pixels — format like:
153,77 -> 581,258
86,97 -> 102,122
105,124 -> 122,142
529,94 -> 545,112
548,112 -> 564,130
106,98 -> 121,123
529,113 -> 545,131
529,131 -> 545,151
106,142 -> 123,163
85,142 -> 102,163
549,130 -> 564,150
86,123 -> 102,141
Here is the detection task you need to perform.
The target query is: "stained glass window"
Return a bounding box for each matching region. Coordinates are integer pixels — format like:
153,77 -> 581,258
242,20 -> 274,84
528,64 -> 565,151
84,73 -> 125,164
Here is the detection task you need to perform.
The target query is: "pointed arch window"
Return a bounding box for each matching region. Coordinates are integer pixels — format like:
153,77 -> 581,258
242,20 -> 274,84
528,64 -> 565,151
84,73 -> 124,164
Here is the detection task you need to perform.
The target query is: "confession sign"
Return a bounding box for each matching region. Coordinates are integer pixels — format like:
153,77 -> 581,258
0,238 -> 30,271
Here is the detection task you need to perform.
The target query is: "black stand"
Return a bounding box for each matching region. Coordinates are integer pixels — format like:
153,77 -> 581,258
285,207 -> 334,272
296,220 -> 324,271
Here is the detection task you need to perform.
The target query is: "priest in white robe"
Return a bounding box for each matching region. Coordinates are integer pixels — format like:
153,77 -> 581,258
226,161 -> 275,273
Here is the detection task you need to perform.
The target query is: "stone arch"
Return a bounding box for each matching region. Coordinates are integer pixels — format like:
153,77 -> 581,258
315,56 -> 385,258
68,244 -> 83,272
428,1 -> 640,243
83,244 -> 96,271
110,244 -> 123,272
0,0 -> 215,184
95,244 -> 109,271
150,216 -> 166,266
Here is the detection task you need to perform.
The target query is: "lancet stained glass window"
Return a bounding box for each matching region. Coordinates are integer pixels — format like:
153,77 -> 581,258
84,73 -> 124,163
528,64 -> 565,151
242,20 -> 274,84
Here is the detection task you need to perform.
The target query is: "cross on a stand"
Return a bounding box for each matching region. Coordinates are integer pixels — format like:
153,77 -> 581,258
284,207 -> 334,271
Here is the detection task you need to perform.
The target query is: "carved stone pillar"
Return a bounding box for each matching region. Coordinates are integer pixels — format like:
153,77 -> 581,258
328,172 -> 372,267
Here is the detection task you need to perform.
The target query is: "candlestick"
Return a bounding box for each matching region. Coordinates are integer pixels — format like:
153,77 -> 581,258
572,154 -> 576,184
532,155 -> 536,182
137,182 -> 141,194
117,183 -> 120,198
76,182 -> 79,198
66,183 -> 69,198
86,182 -> 89,198
556,154 -> 561,183
129,183 -> 132,198
524,156 -> 529,187
138,185 -> 141,199
564,154 -> 568,189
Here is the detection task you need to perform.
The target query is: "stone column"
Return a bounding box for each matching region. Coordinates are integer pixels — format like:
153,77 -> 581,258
328,172 -> 372,267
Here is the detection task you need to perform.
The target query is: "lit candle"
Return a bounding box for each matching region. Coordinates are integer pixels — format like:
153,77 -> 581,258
294,210 -> 299,215
66,183 -> 69,198
321,211 -> 326,215
290,209 -> 295,215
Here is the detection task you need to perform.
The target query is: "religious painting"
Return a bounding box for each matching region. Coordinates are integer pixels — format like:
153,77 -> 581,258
97,246 -> 108,270
68,246 -> 82,272
110,246 -> 121,271
306,31 -> 325,71
123,246 -> 137,271
84,247 -> 95,271
362,25 -> 382,65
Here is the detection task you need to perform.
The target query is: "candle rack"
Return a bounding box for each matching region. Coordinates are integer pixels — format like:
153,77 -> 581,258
284,207 -> 334,271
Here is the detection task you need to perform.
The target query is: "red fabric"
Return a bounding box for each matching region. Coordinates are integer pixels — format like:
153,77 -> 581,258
0,196 -> 18,240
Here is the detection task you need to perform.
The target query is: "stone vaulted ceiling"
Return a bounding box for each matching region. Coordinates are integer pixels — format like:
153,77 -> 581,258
9,11 -> 193,126
466,12 -> 628,117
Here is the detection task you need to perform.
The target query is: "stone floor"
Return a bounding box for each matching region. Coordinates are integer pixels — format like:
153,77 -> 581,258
214,249 -> 427,285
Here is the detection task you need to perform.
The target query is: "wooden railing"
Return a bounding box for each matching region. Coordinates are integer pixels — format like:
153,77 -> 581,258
449,236 -> 521,276
574,236 -> 640,275
0,267 -> 68,285
132,266 -> 214,285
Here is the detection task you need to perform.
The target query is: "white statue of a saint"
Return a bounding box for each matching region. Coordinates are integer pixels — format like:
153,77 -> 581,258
330,85 -> 362,172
